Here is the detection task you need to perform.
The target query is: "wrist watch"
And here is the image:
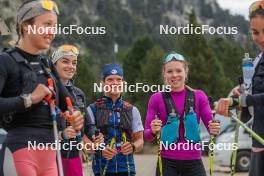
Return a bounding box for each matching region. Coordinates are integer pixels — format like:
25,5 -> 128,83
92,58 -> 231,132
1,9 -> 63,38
20,94 -> 32,108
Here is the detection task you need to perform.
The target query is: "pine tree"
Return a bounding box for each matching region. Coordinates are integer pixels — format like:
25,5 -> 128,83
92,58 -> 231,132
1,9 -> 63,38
121,36 -> 155,103
178,10 -> 232,98
75,57 -> 97,104
135,45 -> 165,120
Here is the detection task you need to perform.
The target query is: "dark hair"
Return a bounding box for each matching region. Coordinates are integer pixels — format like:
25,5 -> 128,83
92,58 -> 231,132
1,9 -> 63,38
250,8 -> 264,19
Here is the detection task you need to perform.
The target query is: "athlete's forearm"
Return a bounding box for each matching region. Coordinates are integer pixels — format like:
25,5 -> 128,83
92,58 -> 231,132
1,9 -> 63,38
132,131 -> 144,153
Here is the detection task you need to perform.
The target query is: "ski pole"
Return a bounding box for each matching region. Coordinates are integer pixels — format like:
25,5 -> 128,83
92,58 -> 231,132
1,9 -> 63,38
122,132 -> 131,176
230,77 -> 245,176
94,129 -> 103,176
229,111 -> 264,145
102,137 -> 115,176
209,113 -> 218,176
65,97 -> 82,141
155,113 -> 162,176
230,107 -> 241,176
46,78 -> 64,176
208,97 -> 220,176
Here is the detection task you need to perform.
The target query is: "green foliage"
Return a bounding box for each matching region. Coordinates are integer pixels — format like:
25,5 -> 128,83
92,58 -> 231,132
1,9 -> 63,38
122,36 -> 155,86
209,37 -> 244,84
136,45 -> 165,119
178,10 -> 233,98
121,37 -> 165,119
75,56 -> 97,104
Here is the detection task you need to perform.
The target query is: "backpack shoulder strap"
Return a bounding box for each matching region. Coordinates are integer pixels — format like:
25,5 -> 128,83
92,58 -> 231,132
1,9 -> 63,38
184,86 -> 195,115
161,92 -> 179,116
39,55 -> 52,73
6,49 -> 30,65
122,101 -> 133,111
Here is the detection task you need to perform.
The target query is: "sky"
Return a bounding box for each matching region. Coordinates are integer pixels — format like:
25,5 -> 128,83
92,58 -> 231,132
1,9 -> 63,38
217,0 -> 256,19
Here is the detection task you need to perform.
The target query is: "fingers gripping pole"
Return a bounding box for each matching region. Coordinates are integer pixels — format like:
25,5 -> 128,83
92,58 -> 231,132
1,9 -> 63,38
46,78 -> 64,176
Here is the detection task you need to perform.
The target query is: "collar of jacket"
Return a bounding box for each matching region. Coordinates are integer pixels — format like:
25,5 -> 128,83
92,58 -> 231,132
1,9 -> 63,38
101,95 -> 123,107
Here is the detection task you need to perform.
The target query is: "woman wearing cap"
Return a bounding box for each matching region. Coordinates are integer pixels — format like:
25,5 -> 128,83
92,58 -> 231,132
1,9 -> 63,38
87,63 -> 144,176
216,1 -> 264,176
144,52 -> 220,176
0,1 -> 83,176
52,44 -> 104,176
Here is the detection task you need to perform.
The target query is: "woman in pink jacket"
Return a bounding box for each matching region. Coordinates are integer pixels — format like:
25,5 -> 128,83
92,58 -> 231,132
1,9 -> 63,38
144,52 -> 220,176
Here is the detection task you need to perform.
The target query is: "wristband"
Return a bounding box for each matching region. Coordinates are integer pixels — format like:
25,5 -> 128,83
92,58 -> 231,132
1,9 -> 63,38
239,94 -> 247,107
230,96 -> 239,107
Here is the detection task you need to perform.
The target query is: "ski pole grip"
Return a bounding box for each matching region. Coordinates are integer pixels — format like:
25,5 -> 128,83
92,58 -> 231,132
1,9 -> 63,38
47,78 -> 54,89
66,97 -> 74,114
44,78 -> 56,102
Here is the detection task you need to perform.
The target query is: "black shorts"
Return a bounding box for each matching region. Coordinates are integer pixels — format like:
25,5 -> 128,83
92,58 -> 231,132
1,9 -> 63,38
249,151 -> 264,176
159,158 -> 206,176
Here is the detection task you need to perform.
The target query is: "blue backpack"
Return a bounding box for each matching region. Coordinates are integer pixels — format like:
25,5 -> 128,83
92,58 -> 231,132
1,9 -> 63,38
161,87 -> 201,144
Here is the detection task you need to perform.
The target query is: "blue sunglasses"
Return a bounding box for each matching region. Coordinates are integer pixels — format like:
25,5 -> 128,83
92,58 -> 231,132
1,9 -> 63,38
163,53 -> 185,63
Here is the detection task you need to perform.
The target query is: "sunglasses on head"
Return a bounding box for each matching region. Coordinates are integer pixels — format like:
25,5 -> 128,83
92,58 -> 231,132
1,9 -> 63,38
163,53 -> 185,63
59,45 -> 79,56
249,1 -> 264,14
41,0 -> 59,15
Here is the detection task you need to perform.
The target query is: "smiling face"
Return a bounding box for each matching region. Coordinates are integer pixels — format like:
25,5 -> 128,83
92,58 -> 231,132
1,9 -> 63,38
55,56 -> 77,84
163,60 -> 188,92
250,15 -> 264,52
22,11 -> 57,51
102,75 -> 123,97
